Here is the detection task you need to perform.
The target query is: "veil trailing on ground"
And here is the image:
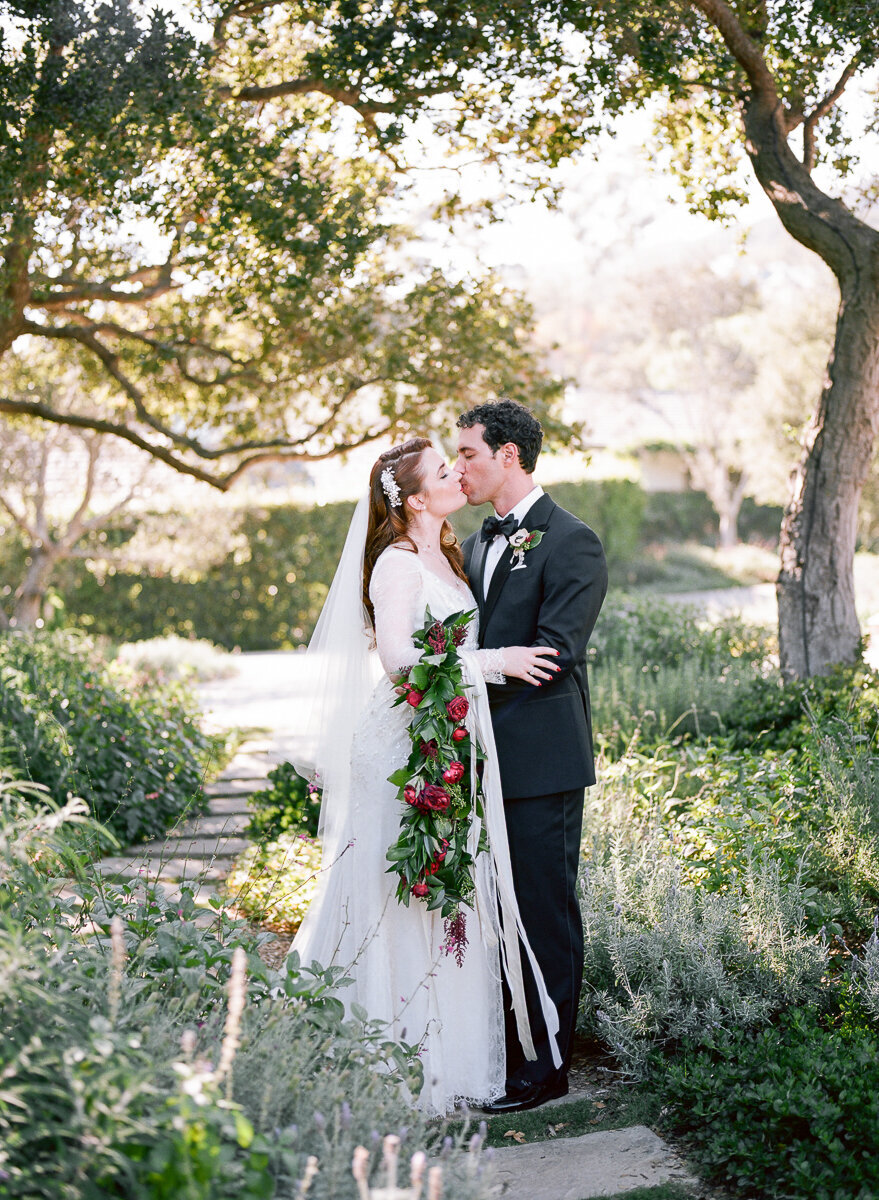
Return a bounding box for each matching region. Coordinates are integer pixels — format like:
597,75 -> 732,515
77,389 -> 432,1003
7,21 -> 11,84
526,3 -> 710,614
291,494 -> 381,866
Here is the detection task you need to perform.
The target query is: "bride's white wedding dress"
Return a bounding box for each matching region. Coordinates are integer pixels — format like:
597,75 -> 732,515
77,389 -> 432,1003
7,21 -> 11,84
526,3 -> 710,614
292,546 -> 513,1115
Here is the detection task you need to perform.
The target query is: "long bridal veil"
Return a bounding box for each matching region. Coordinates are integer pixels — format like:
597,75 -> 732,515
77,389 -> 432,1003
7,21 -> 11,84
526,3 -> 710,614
290,494 -> 381,868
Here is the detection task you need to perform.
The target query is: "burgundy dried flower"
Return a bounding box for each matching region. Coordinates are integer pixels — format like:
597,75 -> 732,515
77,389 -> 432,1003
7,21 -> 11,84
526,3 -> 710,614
427,621 -> 447,653
443,911 -> 468,967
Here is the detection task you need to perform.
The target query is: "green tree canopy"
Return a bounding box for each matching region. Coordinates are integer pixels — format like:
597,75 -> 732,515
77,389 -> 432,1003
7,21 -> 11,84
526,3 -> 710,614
287,0 -> 878,677
0,0 -> 570,489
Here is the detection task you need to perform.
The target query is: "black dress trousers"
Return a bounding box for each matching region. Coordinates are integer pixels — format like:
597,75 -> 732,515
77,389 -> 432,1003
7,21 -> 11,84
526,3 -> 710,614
501,786 -> 585,1087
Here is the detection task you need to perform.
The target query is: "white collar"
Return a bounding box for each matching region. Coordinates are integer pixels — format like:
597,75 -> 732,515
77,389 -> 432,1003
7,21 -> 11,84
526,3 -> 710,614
494,484 -> 544,526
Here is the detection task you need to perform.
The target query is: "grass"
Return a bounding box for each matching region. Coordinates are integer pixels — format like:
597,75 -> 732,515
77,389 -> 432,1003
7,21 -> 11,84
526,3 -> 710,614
473,1086 -> 662,1149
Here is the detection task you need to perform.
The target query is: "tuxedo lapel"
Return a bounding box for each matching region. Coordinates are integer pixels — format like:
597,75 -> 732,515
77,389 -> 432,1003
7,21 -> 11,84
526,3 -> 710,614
482,493 -> 555,628
469,533 -> 490,614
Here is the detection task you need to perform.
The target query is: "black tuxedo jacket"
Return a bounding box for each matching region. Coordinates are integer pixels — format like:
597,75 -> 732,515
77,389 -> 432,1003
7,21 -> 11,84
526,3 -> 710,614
462,493 -> 608,798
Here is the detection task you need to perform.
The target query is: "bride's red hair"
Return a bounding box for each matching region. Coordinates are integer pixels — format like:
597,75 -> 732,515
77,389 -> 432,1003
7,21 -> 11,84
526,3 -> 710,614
363,437 -> 467,628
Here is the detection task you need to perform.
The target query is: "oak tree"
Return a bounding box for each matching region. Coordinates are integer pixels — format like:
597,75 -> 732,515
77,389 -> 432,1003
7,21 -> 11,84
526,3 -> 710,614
296,0 -> 879,676
0,0 -> 568,492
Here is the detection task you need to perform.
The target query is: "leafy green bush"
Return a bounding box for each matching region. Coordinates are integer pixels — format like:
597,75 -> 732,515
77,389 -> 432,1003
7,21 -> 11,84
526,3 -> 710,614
225,833 -> 322,933
641,489 -> 718,545
0,630 -> 215,843
544,478 -> 645,567
659,1008 -> 879,1200
590,594 -> 773,670
588,718 -> 879,944
45,479 -> 642,649
590,646 -> 768,758
0,791 -> 496,1200
726,663 -> 879,752
577,839 -> 827,1077
246,760 -> 322,843
57,500 -> 358,649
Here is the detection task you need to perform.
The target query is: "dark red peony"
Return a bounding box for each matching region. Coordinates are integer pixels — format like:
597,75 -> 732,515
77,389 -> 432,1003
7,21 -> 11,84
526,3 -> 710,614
421,783 -> 451,813
403,784 -> 418,806
442,760 -> 465,785
411,881 -> 429,897
420,738 -> 439,760
452,726 -> 468,743
446,696 -> 469,722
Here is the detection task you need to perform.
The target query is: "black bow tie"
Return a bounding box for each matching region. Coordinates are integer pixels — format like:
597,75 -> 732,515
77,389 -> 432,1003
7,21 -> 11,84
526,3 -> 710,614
480,512 -> 518,543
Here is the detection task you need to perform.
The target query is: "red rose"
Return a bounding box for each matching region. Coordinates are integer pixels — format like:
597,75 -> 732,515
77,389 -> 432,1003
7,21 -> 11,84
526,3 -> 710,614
421,783 -> 450,813
446,696 -> 469,722
452,727 -> 468,743
420,738 -> 439,760
411,881 -> 429,897
442,760 -> 465,785
406,689 -> 424,708
404,784 -> 418,806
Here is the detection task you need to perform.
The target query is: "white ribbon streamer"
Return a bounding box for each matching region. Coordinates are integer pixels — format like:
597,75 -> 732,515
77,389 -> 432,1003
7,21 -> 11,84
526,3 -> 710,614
459,651 -> 562,1070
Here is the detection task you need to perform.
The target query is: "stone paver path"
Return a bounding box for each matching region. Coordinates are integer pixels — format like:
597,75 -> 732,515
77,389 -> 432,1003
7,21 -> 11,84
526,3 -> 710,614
489,1125 -> 698,1199
93,752 -> 269,918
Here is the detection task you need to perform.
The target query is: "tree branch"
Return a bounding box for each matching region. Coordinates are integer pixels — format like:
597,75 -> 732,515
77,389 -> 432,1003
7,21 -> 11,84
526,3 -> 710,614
802,56 -> 861,171
688,0 -> 779,101
63,436 -> 101,546
0,490 -> 41,544
212,0 -> 281,51
0,396 -> 231,489
218,75 -> 437,118
0,395 -> 398,491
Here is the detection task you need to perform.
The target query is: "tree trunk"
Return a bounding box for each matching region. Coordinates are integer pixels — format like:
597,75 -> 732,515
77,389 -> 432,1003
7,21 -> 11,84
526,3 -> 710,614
12,548 -> 58,629
776,288 -> 879,677
717,505 -> 740,550
741,95 -> 879,677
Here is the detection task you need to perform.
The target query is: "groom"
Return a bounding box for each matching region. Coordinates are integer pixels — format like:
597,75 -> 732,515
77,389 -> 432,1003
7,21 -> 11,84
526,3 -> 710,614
456,399 -> 608,1113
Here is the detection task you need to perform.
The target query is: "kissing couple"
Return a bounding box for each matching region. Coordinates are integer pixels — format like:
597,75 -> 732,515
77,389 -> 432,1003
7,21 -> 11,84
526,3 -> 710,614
290,399 -> 608,1116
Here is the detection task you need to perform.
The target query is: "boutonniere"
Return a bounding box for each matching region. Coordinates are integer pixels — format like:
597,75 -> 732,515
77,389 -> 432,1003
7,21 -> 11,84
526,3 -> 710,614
507,528 -> 543,570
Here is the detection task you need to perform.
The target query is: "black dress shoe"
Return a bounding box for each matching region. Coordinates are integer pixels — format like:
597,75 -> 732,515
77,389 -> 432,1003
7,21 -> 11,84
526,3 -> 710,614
480,1076 -> 568,1114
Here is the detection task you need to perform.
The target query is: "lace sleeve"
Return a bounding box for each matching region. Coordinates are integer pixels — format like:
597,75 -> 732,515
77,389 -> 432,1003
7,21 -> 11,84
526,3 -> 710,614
472,647 -> 506,684
369,549 -> 424,678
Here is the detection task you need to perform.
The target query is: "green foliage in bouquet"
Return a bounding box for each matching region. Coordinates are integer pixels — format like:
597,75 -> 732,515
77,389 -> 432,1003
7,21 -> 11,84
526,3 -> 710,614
385,608 -> 487,928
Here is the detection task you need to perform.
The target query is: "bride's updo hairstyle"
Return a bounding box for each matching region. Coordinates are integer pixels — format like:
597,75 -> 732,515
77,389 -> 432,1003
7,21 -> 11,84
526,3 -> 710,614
363,436 -> 467,627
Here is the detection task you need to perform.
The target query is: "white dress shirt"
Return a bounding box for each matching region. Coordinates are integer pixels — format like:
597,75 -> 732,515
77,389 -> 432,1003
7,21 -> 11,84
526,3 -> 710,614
482,484 -> 545,593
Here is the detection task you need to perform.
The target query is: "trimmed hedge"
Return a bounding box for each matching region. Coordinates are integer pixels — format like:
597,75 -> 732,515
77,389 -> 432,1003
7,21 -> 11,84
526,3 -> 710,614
45,479 -> 647,650
1,480 -> 784,651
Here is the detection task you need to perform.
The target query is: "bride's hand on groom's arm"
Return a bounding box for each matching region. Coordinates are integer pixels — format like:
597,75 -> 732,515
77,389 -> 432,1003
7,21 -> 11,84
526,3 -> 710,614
502,645 -> 560,685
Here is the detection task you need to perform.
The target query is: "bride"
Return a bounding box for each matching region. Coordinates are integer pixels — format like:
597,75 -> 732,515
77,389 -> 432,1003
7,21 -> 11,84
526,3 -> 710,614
290,436 -> 561,1115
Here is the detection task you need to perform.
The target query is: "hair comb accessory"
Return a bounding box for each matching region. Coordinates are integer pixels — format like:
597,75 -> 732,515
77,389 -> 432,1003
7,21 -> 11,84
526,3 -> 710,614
381,466 -> 402,508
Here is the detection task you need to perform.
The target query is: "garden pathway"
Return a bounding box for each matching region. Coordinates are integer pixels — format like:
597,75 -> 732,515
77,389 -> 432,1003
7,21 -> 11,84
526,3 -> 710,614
93,655 -> 304,910
92,744 -> 271,917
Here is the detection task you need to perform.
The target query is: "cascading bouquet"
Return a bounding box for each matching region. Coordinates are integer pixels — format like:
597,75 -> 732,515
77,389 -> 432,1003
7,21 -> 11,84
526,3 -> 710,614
385,607 -> 488,965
